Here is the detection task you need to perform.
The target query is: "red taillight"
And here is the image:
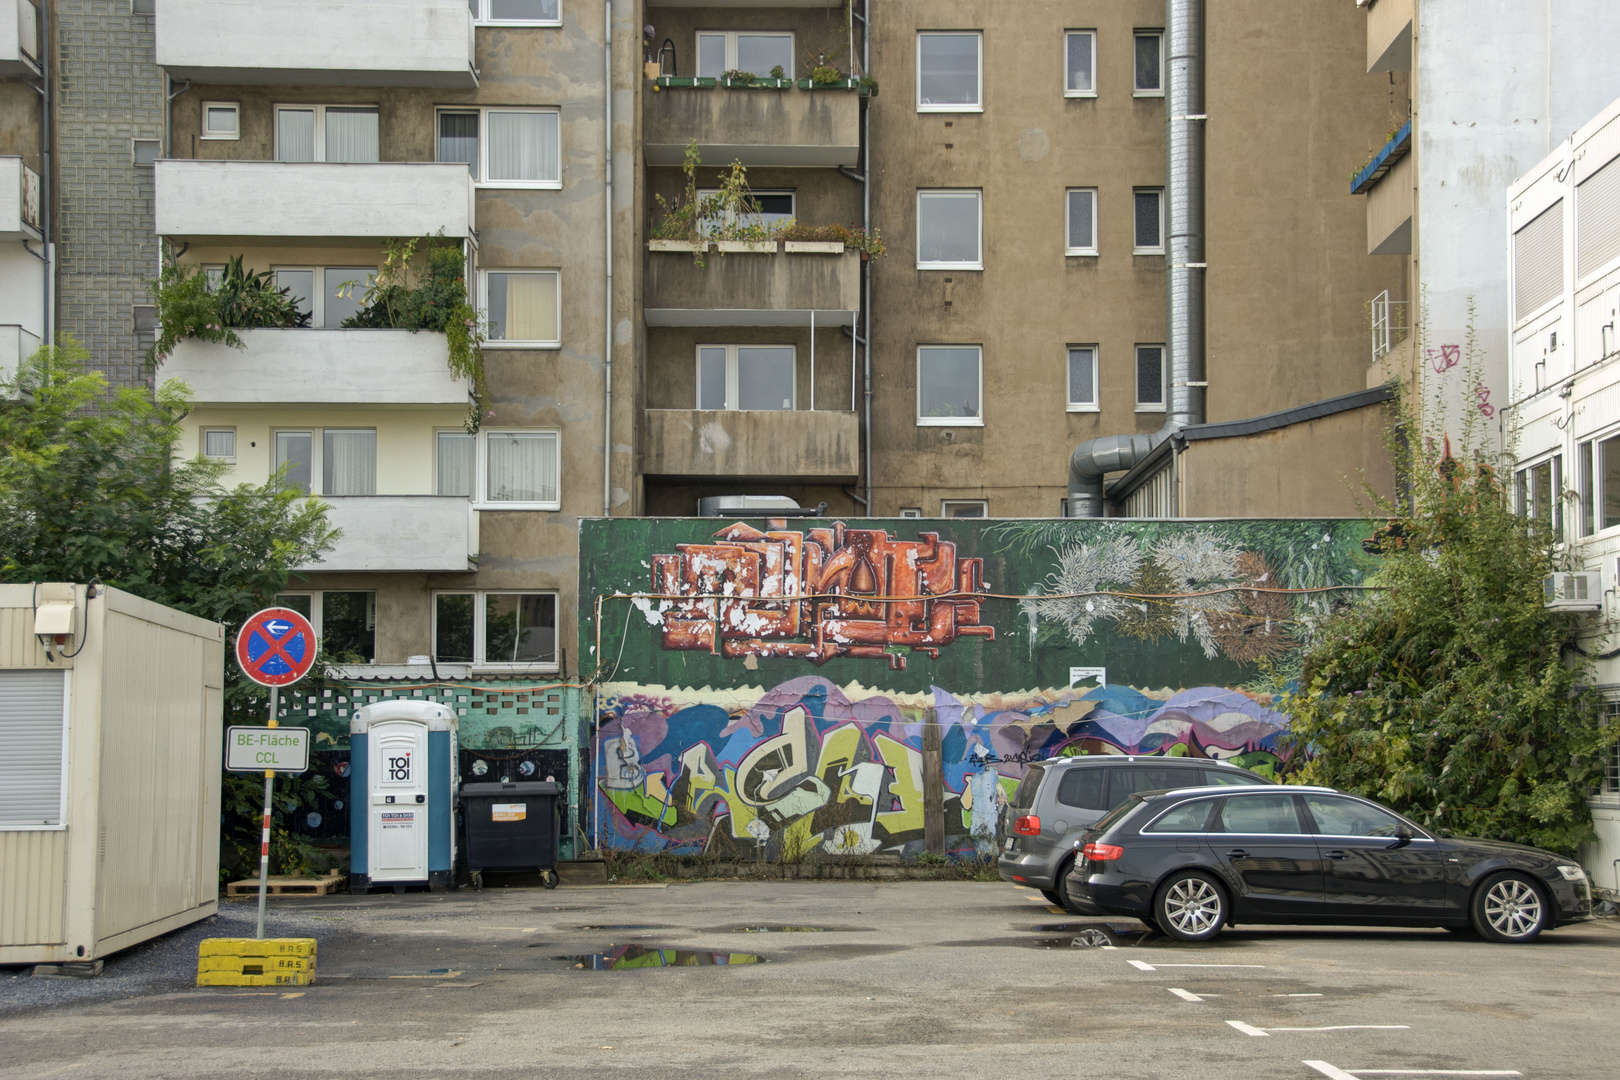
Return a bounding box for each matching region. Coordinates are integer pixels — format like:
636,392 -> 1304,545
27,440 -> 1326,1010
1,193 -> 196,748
1013,814 -> 1041,836
1083,842 -> 1124,861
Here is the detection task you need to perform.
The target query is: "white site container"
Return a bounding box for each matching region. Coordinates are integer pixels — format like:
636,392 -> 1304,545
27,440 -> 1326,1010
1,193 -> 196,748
0,583 -> 225,964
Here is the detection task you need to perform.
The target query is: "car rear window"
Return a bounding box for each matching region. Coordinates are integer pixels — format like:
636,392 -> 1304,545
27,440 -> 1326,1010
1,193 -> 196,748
1108,765 -> 1200,804
1212,792 -> 1307,834
1201,768 -> 1269,787
1144,798 -> 1218,833
1055,767 -> 1108,811
1089,793 -> 1146,836
1009,764 -> 1046,810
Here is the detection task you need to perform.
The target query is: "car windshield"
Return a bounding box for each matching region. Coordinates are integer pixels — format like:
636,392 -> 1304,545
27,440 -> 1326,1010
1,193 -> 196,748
1008,764 -> 1045,810
1088,793 -> 1145,836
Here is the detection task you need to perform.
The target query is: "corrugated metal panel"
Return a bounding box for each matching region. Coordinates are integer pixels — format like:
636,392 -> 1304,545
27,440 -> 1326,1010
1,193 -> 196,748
1515,199 -> 1564,321
0,831 -> 66,945
0,603 -> 57,668
1124,464 -> 1175,518
1578,153 -> 1620,279
96,611 -> 209,940
0,670 -> 67,826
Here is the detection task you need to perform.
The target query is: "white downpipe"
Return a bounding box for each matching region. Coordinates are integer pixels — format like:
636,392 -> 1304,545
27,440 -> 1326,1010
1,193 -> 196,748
601,0 -> 615,517
809,309 -> 815,411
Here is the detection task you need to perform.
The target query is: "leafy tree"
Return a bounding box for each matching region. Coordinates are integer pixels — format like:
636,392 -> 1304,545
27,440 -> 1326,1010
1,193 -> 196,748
0,341 -> 338,874
1284,345 -> 1609,854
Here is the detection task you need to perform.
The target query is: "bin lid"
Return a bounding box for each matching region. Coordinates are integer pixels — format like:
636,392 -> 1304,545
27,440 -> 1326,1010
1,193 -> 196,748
460,781 -> 560,796
351,699 -> 457,734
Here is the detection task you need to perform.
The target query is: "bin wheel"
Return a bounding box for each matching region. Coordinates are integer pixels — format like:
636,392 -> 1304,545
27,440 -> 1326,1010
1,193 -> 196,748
472,872 -> 483,891
542,870 -> 559,890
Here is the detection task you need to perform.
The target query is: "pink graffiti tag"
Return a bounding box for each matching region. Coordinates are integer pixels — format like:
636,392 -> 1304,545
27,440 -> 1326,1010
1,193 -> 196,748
1474,382 -> 1495,418
1427,344 -> 1461,374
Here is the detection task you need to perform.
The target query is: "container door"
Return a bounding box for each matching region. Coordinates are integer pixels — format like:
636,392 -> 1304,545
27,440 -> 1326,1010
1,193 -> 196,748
368,720 -> 429,882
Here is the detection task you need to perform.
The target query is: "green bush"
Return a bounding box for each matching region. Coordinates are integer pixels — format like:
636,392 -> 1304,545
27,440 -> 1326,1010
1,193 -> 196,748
148,255 -> 310,364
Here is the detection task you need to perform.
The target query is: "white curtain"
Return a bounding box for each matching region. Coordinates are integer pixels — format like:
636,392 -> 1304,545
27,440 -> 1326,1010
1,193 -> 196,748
325,107 -> 380,163
487,111 -> 558,183
276,108 -> 316,163
436,432 -> 475,497
490,272 -> 557,341
486,432 -> 557,503
323,429 -> 376,496
274,431 -> 313,494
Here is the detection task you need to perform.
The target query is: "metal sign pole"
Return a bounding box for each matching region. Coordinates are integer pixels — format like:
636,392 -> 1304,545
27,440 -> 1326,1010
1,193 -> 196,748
255,687 -> 278,941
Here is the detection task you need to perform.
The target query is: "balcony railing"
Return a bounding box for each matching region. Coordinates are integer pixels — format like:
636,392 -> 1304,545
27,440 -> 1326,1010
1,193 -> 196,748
0,157 -> 41,241
1369,290 -> 1408,363
643,408 -> 859,480
643,82 -> 860,169
296,496 -> 476,573
1352,120 -> 1411,195
644,244 -> 861,326
157,329 -> 469,406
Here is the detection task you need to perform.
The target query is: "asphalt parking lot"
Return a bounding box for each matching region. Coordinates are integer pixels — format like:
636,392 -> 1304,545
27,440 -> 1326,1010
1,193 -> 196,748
1,881 -> 1617,1080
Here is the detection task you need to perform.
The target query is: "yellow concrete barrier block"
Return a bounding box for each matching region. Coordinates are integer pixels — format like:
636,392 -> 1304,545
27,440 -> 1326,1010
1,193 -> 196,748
196,970 -> 315,987
198,937 -> 316,958
198,955 -> 314,974
196,938 -> 319,986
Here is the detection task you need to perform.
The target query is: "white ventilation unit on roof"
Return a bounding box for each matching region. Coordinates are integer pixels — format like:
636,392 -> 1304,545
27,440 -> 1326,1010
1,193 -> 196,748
1543,572 -> 1601,612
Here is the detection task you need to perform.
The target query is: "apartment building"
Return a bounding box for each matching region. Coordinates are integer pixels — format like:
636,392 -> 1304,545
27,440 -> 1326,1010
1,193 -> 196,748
1,0 -> 44,382
1503,94 -> 1620,889
1354,0 -> 1620,450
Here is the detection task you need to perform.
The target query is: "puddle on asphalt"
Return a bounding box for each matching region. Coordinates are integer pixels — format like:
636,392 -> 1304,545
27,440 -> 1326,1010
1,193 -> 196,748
574,924 -> 671,931
1032,930 -> 1117,949
556,945 -> 767,970
1034,922 -> 1149,936
730,926 -> 824,933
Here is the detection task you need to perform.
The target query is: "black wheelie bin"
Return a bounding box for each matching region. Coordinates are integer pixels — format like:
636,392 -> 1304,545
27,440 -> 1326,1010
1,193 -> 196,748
459,780 -> 561,889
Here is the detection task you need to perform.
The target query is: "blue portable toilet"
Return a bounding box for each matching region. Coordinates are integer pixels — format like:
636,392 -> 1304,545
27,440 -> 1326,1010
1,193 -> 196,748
349,700 -> 458,893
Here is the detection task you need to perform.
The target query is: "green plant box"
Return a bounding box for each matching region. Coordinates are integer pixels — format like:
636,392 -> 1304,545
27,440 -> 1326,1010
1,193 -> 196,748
797,78 -> 859,91
722,77 -> 791,89
654,76 -> 716,89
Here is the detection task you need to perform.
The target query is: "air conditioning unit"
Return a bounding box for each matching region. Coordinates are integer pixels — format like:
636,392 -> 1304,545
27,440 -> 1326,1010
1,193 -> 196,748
696,496 -> 827,518
1543,572 -> 1602,612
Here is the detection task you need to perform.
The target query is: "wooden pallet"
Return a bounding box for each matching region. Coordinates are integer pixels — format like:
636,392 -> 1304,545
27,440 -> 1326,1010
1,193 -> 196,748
225,875 -> 344,898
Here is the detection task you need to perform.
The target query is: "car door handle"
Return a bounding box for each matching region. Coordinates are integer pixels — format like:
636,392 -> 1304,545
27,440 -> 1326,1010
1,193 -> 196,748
1324,850 -> 1347,859
1225,849 -> 1249,858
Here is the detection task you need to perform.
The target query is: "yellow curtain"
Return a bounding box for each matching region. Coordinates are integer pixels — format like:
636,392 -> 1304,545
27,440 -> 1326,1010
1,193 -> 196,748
503,274 -> 557,342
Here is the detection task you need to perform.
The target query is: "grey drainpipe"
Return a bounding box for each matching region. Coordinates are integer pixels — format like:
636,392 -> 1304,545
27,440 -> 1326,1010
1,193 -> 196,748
1068,0 -> 1205,516
861,0 -> 872,517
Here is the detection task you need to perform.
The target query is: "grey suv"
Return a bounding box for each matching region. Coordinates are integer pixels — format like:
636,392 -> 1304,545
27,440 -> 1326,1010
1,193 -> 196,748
996,756 -> 1271,910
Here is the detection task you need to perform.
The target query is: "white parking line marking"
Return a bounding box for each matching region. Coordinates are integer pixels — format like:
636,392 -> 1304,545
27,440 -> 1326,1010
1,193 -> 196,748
1233,1022 -> 1408,1038
1128,960 -> 1156,971
1304,1066 -> 1521,1079
1168,988 -> 1204,1002
1279,993 -> 1324,997
1302,1065 -> 1358,1080
1228,1021 -> 1271,1037
1101,945 -> 1118,950
1129,960 -> 1266,971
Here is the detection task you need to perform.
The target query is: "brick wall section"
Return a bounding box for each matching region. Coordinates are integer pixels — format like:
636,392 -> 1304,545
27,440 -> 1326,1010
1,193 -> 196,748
54,0 -> 163,388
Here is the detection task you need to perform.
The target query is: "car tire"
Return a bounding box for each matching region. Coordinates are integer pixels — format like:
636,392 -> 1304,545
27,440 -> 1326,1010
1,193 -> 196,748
1154,871 -> 1227,943
1470,872 -> 1550,944
1040,888 -> 1063,906
1055,858 -> 1085,914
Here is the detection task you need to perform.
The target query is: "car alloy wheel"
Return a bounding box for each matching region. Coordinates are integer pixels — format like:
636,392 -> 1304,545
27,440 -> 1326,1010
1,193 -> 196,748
1472,873 -> 1547,943
1156,872 -> 1225,942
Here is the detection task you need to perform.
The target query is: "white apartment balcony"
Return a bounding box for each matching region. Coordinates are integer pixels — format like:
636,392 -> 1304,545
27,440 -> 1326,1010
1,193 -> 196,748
154,160 -> 474,243
155,0 -> 475,89
0,0 -> 40,78
0,324 -> 41,392
0,157 -> 41,242
157,329 -> 469,407
297,496 -> 477,573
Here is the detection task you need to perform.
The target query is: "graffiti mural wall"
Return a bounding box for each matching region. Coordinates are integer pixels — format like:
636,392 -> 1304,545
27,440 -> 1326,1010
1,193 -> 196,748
580,518 -> 1374,856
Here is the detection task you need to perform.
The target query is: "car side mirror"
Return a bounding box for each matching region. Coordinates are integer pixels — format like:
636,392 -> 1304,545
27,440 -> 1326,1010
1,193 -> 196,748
1438,828 -> 1452,839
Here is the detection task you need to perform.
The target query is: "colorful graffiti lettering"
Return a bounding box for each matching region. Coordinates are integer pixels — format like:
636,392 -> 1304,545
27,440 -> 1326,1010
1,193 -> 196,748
650,521 -> 994,670
595,677 -> 1293,856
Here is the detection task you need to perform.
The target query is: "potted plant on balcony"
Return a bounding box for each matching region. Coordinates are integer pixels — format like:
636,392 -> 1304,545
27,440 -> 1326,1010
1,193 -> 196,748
147,255 -> 311,365
797,62 -> 859,92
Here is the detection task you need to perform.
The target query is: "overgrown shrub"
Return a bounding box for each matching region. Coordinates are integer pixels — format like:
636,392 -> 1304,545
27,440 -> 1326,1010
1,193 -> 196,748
148,255 -> 310,363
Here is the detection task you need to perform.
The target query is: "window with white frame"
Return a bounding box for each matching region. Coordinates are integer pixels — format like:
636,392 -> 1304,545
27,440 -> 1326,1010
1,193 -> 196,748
899,508 -> 923,518
1135,344 -> 1165,410
697,345 -> 796,411
1067,346 -> 1098,411
471,0 -> 561,25
942,500 -> 987,518
1134,188 -> 1164,253
697,189 -> 795,235
433,591 -> 559,668
272,266 -> 377,329
1515,453 -> 1563,533
696,30 -> 793,78
273,591 -> 377,663
435,107 -> 561,187
0,670 -> 69,829
436,430 -> 476,497
1602,700 -> 1620,797
201,101 -> 239,140
917,31 -> 982,112
271,428 -> 377,496
481,270 -> 560,345
201,428 -> 236,462
917,345 -> 982,425
1575,434 -> 1620,536
1133,31 -> 1163,95
481,430 -> 561,508
917,190 -> 982,269
275,104 -> 379,163
1065,31 -> 1096,96
1066,188 -> 1097,255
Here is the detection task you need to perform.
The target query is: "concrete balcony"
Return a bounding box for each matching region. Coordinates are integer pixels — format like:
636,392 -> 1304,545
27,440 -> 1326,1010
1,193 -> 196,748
642,408 -> 859,480
155,160 -> 475,243
298,496 -> 476,573
156,0 -> 475,89
0,0 -> 40,78
0,157 -> 41,242
644,246 -> 860,326
157,329 -> 469,407
0,324 -> 40,392
1366,151 -> 1413,255
1366,0 -> 1413,73
644,86 -> 859,168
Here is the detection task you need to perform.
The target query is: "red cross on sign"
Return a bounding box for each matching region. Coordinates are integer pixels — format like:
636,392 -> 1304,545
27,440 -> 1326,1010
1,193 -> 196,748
235,607 -> 318,687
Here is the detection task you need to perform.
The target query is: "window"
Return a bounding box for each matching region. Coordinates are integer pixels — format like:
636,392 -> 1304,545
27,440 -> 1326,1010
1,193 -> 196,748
697,189 -> 795,235
482,430 -> 561,508
1134,31 -> 1163,95
1577,434 -> 1620,534
434,592 -> 559,668
697,345 -> 796,411
272,428 -> 376,496
1514,453 -> 1562,533
942,500 -> 987,518
1579,438 -> 1595,537
201,101 -> 240,141
1136,344 -> 1166,410
1578,154 -> 1620,279
696,31 -> 793,78
202,429 -> 236,462
323,591 -> 376,662
274,430 -> 313,494
917,190 -> 982,269
1109,766 -> 1187,801
481,270 -> 561,346
1134,188 -> 1164,253
1302,795 -> 1409,838
470,0 -> 561,25
1602,701 -> 1620,797
1213,793 -> 1305,834
1067,346 -> 1098,411
274,593 -> 313,620
1056,767 -> 1108,811
1201,768 -> 1269,787
1066,188 -> 1098,255
1145,799 -> 1216,833
1065,31 -> 1096,96
131,138 -> 161,167
272,267 -> 379,328
917,345 -> 982,425
0,670 -> 68,828
899,508 -> 923,518
437,431 -> 476,497
917,31 -> 982,112
436,108 -> 560,187
275,105 -> 379,163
